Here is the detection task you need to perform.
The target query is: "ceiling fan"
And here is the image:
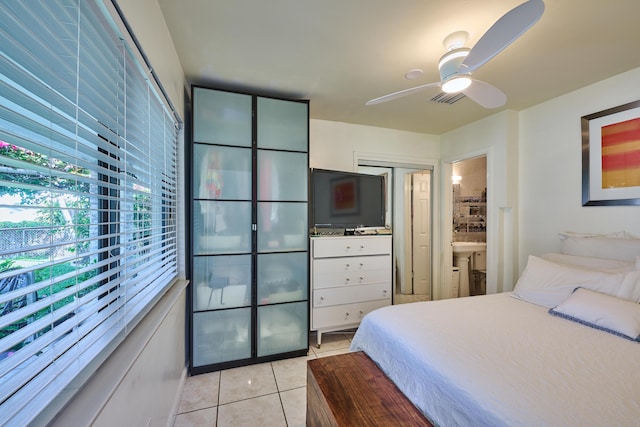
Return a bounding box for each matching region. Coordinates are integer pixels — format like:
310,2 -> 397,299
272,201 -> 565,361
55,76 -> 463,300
366,0 -> 545,109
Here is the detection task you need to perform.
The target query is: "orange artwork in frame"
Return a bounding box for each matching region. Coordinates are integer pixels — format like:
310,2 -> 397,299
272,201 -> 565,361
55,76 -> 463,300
582,100 -> 640,206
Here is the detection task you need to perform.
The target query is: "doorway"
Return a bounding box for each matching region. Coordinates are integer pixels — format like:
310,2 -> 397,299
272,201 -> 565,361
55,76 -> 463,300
451,156 -> 487,296
404,171 -> 431,298
358,165 -> 433,304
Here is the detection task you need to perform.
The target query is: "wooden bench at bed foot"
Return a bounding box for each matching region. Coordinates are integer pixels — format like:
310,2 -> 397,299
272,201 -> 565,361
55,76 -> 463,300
307,351 -> 433,427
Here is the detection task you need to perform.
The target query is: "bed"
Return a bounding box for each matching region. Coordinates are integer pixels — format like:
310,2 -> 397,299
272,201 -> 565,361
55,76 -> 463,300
326,233 -> 640,426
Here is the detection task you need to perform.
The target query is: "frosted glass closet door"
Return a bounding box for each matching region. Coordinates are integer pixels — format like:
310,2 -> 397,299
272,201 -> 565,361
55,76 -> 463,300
255,96 -> 309,358
192,144 -> 252,255
257,150 -> 308,252
257,252 -> 308,304
191,87 -> 254,369
193,144 -> 252,200
257,202 -> 308,252
257,302 -> 308,357
192,255 -> 251,311
257,97 -> 308,151
193,87 -> 252,146
193,308 -> 251,366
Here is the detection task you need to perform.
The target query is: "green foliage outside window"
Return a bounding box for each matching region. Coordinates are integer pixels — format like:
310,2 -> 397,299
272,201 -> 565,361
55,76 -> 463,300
1,141 -> 96,351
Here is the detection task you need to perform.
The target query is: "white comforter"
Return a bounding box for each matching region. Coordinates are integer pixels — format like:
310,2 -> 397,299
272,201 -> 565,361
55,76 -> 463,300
350,292 -> 640,427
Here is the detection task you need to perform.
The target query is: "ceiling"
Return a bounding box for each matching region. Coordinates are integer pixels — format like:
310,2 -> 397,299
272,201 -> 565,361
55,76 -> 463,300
157,0 -> 640,135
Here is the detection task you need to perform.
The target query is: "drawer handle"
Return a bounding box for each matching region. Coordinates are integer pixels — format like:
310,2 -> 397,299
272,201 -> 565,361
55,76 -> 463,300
320,297 -> 324,301
360,245 -> 364,249
359,263 -> 364,268
345,312 -> 350,318
345,263 -> 350,268
359,277 -> 364,281
346,245 -> 351,250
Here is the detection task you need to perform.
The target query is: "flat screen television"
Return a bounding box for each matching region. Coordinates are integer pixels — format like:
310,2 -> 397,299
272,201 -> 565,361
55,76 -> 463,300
311,168 -> 386,229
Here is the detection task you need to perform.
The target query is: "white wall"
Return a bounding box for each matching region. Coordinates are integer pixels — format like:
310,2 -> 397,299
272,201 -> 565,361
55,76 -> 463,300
519,67 -> 640,265
441,110 -> 520,293
310,119 -> 440,171
439,67 -> 640,292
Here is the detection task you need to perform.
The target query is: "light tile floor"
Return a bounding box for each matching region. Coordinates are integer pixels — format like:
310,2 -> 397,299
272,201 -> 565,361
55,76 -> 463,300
173,331 -> 354,427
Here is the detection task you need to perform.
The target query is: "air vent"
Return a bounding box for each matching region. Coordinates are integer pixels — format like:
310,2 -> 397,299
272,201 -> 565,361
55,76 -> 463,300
429,92 -> 466,104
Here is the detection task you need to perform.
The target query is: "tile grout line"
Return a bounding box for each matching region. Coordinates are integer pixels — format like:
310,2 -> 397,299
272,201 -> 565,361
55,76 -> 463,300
271,362 -> 291,426
215,369 -> 221,426
217,390 -> 281,407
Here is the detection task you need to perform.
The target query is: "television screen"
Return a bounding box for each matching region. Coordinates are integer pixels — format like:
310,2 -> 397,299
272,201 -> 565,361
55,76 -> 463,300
311,169 -> 385,228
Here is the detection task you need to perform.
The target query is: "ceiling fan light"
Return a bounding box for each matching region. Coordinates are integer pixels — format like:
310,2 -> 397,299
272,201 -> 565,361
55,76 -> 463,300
438,49 -> 469,70
438,47 -> 470,81
442,76 -> 471,93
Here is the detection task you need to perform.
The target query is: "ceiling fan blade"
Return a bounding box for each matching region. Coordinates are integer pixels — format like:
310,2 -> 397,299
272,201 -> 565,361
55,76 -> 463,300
461,0 -> 545,73
365,82 -> 441,106
462,80 -> 506,108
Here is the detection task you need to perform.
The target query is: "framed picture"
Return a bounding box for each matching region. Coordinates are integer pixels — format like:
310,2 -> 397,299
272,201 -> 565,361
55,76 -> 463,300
581,100 -> 640,206
330,177 -> 359,215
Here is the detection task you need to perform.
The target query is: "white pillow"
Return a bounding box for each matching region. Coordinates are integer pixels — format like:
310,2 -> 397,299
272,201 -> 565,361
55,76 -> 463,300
559,230 -> 636,239
549,288 -> 640,342
540,252 -> 637,273
560,236 -> 640,262
512,255 -> 634,308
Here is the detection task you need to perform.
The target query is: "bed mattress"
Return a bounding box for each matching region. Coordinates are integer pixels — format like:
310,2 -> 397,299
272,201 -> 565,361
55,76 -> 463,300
350,292 -> 640,427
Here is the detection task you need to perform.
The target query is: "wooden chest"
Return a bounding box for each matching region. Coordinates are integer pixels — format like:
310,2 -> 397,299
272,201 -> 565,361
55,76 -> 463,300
306,351 -> 433,426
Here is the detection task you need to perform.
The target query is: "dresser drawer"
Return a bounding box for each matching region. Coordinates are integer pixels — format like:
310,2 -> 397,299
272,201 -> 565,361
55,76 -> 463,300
312,268 -> 390,289
313,283 -> 390,308
312,255 -> 390,289
312,299 -> 390,330
313,255 -> 390,274
312,236 -> 391,258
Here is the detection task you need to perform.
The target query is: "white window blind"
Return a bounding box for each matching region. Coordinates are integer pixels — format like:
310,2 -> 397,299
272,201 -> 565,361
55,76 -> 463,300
0,1 -> 179,424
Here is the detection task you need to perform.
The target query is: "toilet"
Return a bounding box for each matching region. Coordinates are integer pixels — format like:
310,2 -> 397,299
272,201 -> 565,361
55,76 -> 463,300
471,251 -> 486,295
451,267 -> 460,298
473,250 -> 486,270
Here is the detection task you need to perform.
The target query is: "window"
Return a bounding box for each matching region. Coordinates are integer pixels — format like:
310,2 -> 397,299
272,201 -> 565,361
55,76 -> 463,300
0,1 -> 179,423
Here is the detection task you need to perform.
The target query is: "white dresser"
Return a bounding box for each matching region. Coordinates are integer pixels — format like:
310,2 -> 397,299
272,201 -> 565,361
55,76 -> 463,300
310,235 -> 392,347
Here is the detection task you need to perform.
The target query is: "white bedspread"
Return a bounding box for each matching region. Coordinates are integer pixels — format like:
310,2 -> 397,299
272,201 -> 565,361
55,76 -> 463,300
350,292 -> 640,427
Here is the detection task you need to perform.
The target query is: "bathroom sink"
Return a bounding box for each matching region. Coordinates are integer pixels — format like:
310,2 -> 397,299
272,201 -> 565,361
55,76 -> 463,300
452,241 -> 486,256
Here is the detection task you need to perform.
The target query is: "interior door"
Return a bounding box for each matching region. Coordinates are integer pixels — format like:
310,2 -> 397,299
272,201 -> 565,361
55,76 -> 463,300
411,171 -> 431,298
